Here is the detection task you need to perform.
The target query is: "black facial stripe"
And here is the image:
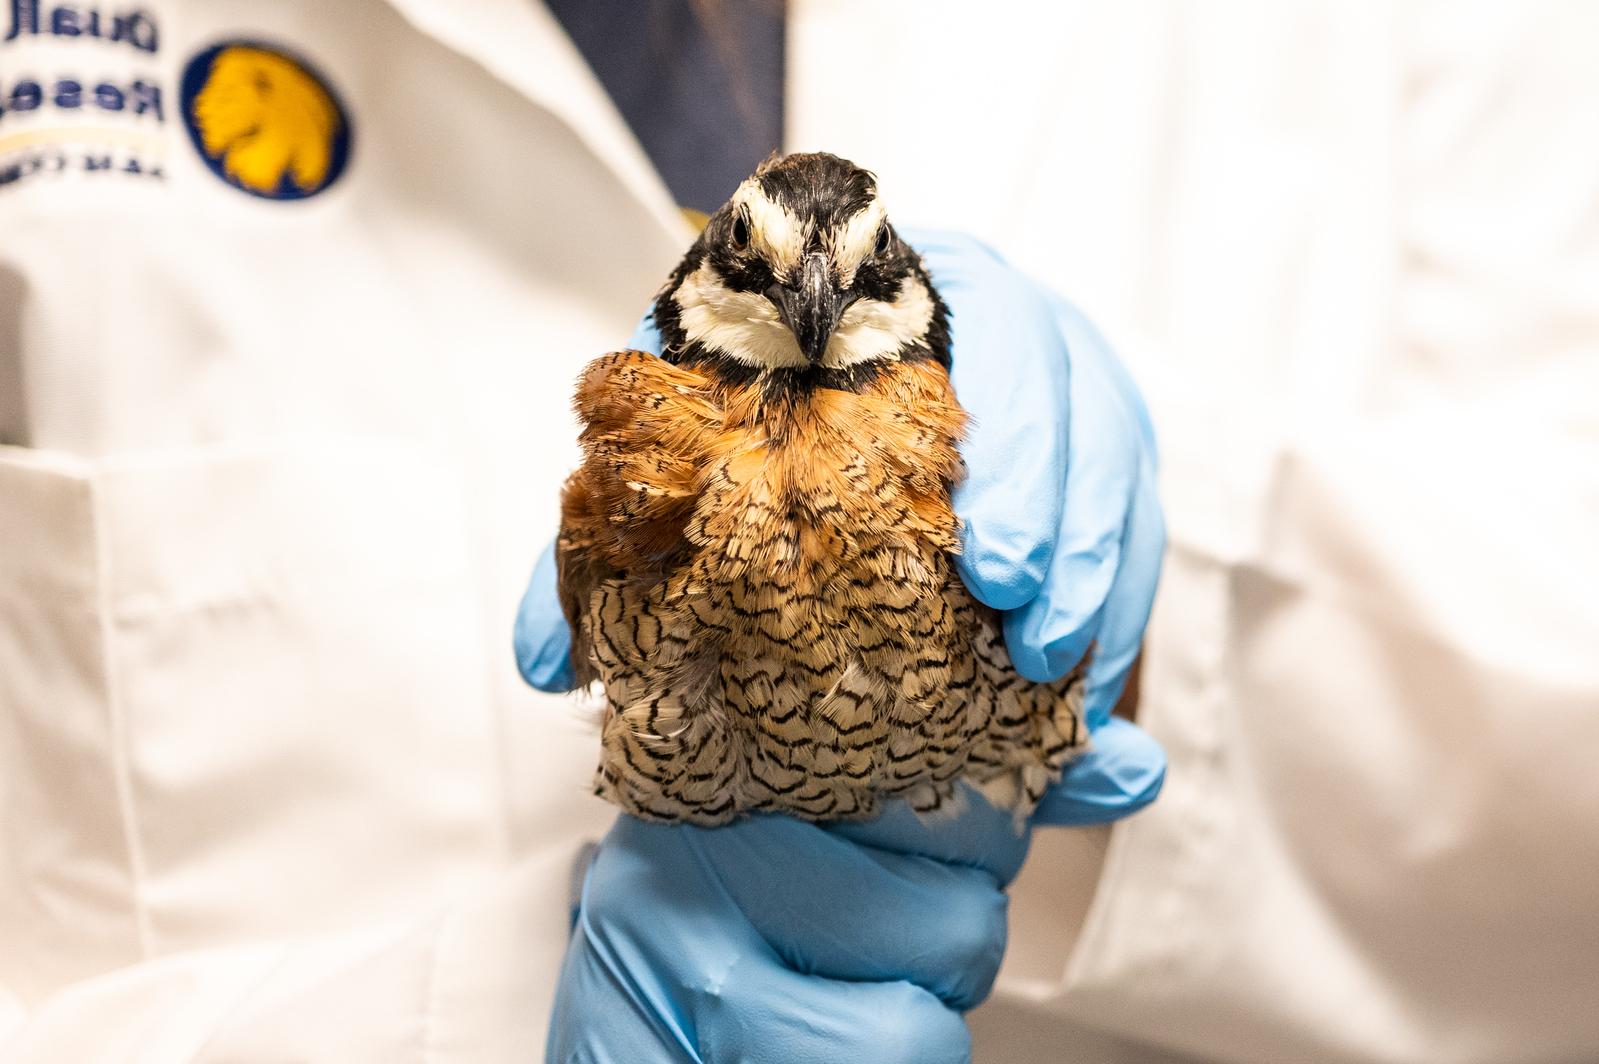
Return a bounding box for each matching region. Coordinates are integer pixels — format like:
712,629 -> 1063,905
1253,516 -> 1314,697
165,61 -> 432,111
848,227 -> 916,303
916,259 -> 953,369
675,339 -> 945,396
649,240 -> 699,362
702,205 -> 776,293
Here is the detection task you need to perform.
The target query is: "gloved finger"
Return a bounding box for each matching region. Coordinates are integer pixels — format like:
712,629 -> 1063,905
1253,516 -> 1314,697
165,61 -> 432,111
909,228 -> 1069,611
1080,460 -> 1165,728
1000,289 -> 1162,683
700,960 -> 972,1064
689,816 -> 1008,1010
628,313 -> 665,355
1032,717 -> 1166,826
825,787 -> 1031,885
573,818 -> 975,1062
1000,364 -> 1137,682
1049,295 -> 1160,461
513,538 -> 576,692
551,817 -> 762,1062
547,931 -> 702,1063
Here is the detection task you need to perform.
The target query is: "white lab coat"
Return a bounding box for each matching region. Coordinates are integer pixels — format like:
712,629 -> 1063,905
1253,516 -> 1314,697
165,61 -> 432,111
1,0 -> 687,1056
4,1 -> 1597,1062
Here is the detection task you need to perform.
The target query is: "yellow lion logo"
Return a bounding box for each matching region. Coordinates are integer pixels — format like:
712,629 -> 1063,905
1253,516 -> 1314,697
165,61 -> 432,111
191,46 -> 341,196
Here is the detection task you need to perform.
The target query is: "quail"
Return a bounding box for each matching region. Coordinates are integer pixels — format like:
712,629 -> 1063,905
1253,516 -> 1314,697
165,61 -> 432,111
557,152 -> 1085,825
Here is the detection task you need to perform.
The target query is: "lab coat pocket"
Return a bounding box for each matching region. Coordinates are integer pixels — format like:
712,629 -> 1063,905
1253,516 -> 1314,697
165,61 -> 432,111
0,437 -> 504,1003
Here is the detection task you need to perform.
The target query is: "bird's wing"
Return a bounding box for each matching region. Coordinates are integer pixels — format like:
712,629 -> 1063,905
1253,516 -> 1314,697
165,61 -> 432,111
557,351 -> 720,684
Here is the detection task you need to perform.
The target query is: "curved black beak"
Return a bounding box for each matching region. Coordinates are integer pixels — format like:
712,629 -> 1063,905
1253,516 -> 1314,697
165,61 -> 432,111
766,251 -> 851,365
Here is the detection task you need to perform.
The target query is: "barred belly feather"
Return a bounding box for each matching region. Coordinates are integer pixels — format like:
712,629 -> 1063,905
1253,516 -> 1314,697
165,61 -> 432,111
557,350 -> 1084,825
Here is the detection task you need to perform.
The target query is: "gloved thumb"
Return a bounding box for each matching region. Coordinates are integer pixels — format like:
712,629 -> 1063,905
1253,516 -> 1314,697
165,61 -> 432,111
1033,717 -> 1165,826
514,538 -> 577,692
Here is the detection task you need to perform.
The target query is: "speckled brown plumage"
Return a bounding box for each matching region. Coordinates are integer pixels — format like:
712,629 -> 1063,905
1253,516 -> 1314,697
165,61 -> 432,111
557,350 -> 1085,825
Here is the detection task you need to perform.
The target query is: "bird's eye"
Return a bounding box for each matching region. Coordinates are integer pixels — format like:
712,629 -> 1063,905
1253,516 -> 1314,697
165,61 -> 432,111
874,224 -> 892,256
731,213 -> 751,251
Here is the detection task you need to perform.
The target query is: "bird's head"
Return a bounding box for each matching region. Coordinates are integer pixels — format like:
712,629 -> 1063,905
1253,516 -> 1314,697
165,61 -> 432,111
652,153 -> 950,383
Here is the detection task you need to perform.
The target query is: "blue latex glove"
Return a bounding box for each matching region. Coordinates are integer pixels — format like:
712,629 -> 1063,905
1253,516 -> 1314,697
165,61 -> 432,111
520,230 -> 1168,1060
916,230 -> 1165,733
549,794 -> 1020,1062
548,766 -> 1173,1063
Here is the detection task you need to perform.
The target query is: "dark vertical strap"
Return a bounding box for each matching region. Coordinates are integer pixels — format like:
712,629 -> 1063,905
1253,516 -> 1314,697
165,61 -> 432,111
545,0 -> 785,214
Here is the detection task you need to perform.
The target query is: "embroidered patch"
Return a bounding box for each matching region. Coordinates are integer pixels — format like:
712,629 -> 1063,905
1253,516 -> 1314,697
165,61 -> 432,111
179,40 -> 350,200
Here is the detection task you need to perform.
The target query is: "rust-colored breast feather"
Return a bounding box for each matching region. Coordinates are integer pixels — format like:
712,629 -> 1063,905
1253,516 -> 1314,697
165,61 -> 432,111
558,351 -> 1084,824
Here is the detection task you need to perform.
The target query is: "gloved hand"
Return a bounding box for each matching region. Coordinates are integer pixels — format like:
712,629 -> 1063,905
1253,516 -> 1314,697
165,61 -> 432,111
519,230 -> 1168,1060
546,727 -> 1160,1062
548,791 -> 1028,1063
917,229 -> 1164,736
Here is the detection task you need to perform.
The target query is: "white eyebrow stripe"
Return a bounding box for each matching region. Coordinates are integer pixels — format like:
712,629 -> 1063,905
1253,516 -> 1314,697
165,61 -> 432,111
828,198 -> 887,286
735,179 -> 808,280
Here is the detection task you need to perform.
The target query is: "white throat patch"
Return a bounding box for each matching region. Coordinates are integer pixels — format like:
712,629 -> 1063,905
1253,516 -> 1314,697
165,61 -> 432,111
826,276 -> 935,369
674,261 -> 809,369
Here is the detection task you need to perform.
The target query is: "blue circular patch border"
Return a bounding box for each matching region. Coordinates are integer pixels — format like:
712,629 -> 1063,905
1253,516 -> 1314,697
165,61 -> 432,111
179,39 -> 353,201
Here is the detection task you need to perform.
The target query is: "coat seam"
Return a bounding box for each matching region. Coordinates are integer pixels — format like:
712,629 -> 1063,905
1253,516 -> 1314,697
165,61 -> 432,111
88,469 -> 156,959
